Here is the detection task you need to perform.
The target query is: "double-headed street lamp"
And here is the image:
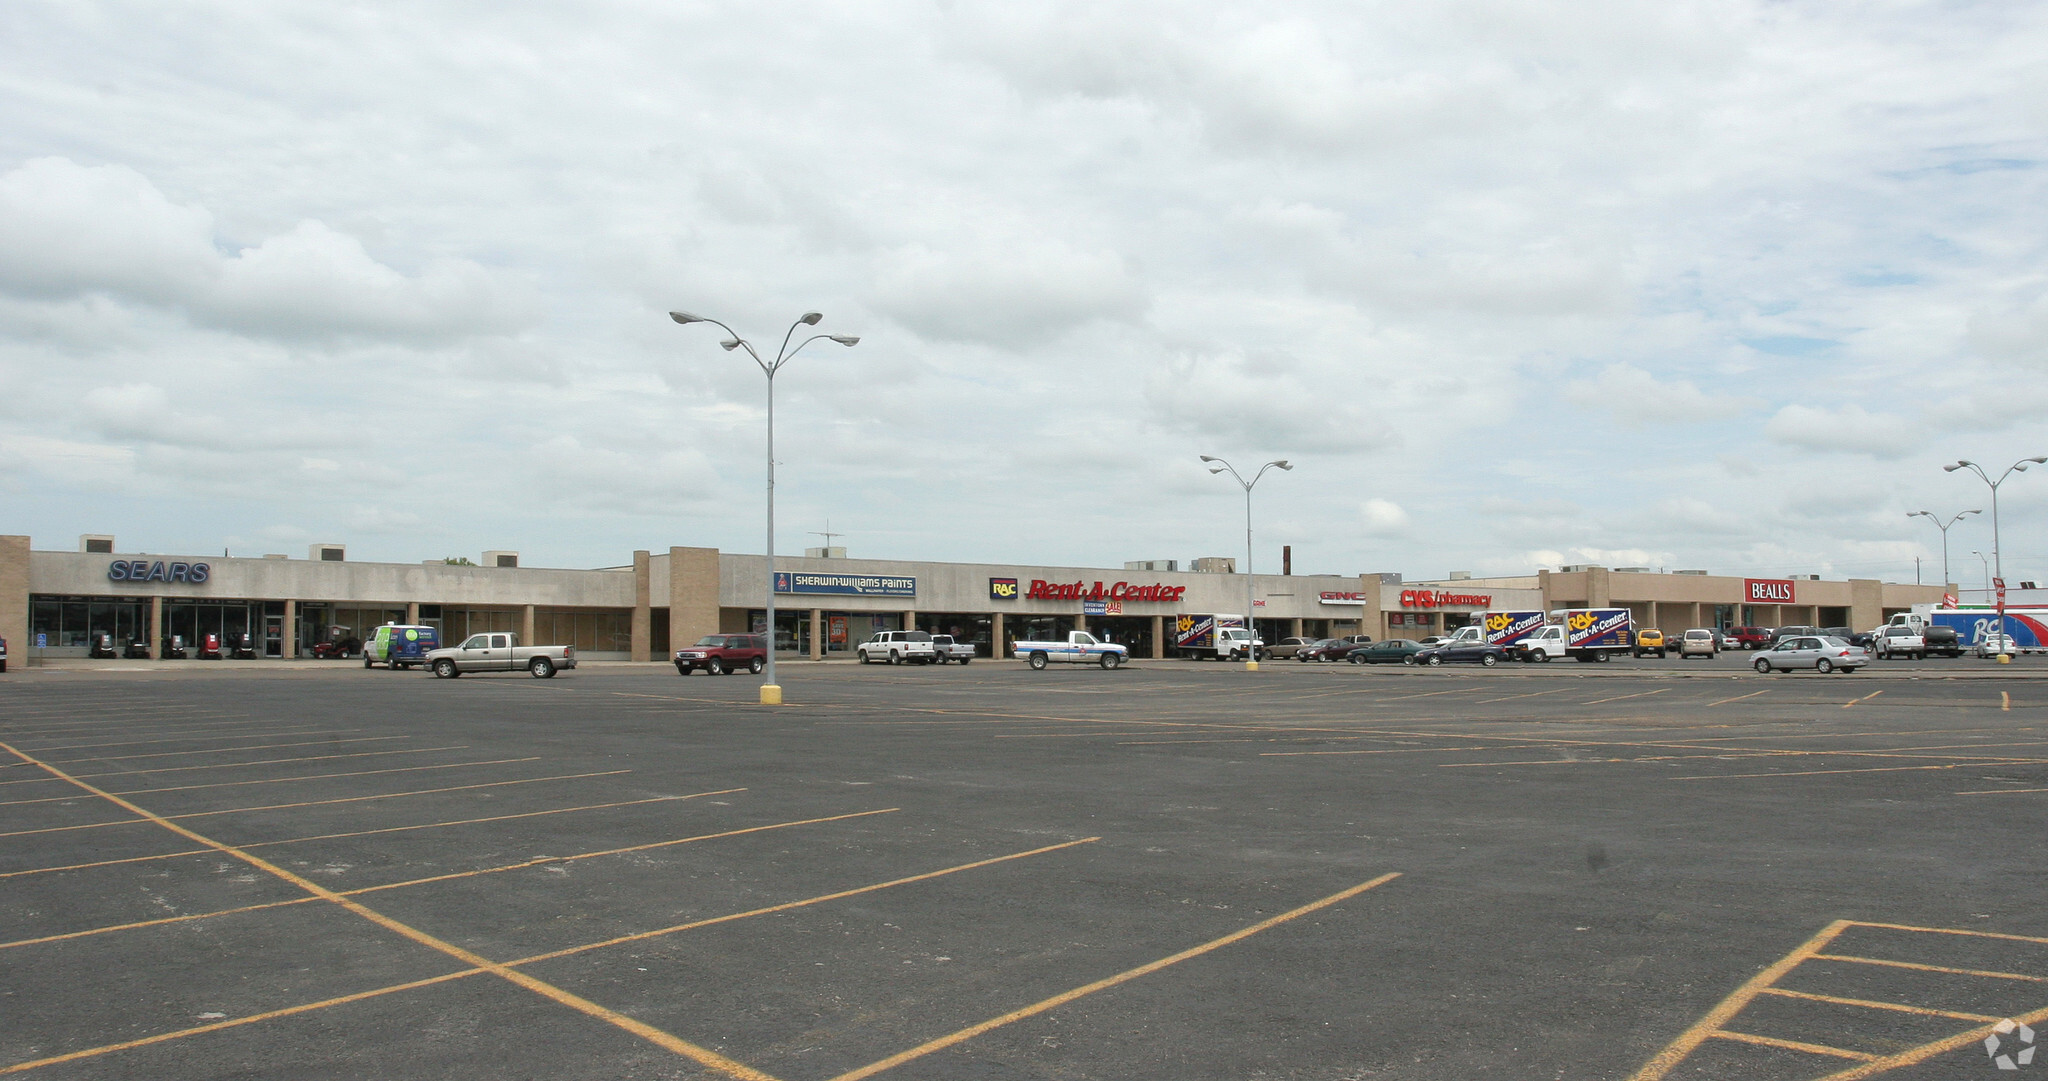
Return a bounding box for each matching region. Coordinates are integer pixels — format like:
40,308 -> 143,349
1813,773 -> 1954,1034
1943,457 -> 2046,590
1906,509 -> 1979,590
1201,455 -> 1291,670
671,310 -> 859,705
1971,550 -> 1991,593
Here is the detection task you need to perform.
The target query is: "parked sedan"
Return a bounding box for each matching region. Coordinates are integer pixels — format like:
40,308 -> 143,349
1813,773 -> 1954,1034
1265,636 -> 1321,660
1300,637 -> 1369,662
1413,641 -> 1511,667
1677,628 -> 1718,658
1752,635 -> 1870,674
1348,639 -> 1425,665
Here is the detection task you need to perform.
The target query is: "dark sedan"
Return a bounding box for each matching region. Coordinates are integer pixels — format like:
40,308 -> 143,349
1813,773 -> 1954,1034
1300,637 -> 1369,662
1413,641 -> 1511,667
1348,639 -> 1425,665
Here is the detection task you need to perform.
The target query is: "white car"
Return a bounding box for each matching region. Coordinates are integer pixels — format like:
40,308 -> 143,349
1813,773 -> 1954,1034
1752,635 -> 1870,674
1976,632 -> 2019,658
856,630 -> 938,665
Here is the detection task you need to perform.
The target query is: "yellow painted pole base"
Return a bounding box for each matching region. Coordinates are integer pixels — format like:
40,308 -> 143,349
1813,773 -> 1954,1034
759,684 -> 783,704
1245,660 -> 1259,671
1998,654 -> 2012,665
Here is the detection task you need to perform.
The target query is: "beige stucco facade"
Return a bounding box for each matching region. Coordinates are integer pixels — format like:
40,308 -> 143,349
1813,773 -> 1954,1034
0,532 -> 1952,663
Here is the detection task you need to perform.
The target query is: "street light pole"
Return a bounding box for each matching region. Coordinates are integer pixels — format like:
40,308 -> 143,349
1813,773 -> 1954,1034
1971,550 -> 1991,594
1200,455 -> 1292,670
1906,509 -> 1979,590
1944,457 -> 2047,588
671,310 -> 859,704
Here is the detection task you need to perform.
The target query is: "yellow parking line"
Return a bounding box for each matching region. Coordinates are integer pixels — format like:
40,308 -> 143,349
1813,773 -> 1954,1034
825,871 -> 1402,1081
1812,1002 -> 2048,1080
15,727 -> 340,752
1707,690 -> 1768,706
0,771 -> 632,838
0,837 -> 1100,1077
0,804 -> 883,952
1842,690 -> 1883,709
0,745 -> 470,787
1475,689 -> 1571,704
0,740 -> 784,1081
1848,920 -> 2048,946
1673,765 -> 1958,781
1758,986 -> 2004,1021
1811,953 -> 2047,981
0,791 -> 737,880
1627,920 -> 1853,1081
41,735 -> 411,764
1710,1029 -> 1874,1060
1583,689 -> 1670,706
2004,691 -> 2012,711
0,757 -> 546,807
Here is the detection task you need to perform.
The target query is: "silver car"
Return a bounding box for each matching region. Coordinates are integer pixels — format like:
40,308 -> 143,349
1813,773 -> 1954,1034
1752,635 -> 1870,674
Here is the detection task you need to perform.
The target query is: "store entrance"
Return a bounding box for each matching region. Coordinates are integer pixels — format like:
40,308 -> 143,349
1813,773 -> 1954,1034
1083,616 -> 1154,657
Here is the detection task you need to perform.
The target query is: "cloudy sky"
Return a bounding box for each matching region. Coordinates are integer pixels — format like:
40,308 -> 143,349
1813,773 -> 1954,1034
3,2 -> 2045,586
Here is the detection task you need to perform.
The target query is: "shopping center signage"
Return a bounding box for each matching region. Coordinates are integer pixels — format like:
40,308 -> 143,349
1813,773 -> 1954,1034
107,560 -> 211,584
1024,579 -> 1187,603
1399,589 -> 1492,609
1318,591 -> 1370,605
1745,578 -> 1796,603
773,572 -> 916,597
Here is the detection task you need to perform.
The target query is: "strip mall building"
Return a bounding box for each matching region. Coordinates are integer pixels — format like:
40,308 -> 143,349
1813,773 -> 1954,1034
0,535 -> 1949,661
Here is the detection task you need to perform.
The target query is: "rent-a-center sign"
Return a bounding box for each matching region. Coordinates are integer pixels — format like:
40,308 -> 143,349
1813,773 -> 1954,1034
1023,579 -> 1186,602
1745,578 -> 1796,603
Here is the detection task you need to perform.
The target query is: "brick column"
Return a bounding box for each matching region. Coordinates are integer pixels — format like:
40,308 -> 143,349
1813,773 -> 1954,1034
903,609 -> 916,633
631,551 -> 651,662
992,612 -> 1005,660
149,596 -> 162,659
405,601 -> 419,625
283,599 -> 296,658
1151,615 -> 1164,659
1288,617 -> 1303,639
810,608 -> 824,660
0,535 -> 26,667
521,604 -> 536,646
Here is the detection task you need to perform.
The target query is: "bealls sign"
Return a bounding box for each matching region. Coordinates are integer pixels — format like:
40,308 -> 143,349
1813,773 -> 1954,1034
1745,578 -> 1796,603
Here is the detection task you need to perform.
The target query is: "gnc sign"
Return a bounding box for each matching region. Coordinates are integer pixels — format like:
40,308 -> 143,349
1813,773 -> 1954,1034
1745,578 -> 1796,603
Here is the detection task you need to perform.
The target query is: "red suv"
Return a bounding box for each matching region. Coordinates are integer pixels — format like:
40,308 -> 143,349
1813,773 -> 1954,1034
674,634 -> 768,676
1727,627 -> 1773,650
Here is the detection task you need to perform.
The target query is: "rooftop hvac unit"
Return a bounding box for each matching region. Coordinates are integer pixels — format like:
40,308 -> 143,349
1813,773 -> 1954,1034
310,543 -> 345,562
1557,564 -> 1600,573
1672,569 -> 1709,576
80,534 -> 114,553
1614,567 -> 1652,573
484,550 -> 519,568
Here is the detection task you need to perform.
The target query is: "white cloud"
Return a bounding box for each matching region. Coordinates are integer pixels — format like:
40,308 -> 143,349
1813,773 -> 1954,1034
868,240 -> 1146,346
1763,404 -> 1908,456
1359,499 -> 1410,536
1564,365 -> 1759,427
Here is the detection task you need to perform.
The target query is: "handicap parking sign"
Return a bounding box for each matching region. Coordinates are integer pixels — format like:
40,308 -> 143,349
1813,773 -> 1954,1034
35,633 -> 47,648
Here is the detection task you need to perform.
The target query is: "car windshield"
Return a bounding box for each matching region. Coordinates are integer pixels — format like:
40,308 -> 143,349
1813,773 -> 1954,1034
693,636 -> 724,647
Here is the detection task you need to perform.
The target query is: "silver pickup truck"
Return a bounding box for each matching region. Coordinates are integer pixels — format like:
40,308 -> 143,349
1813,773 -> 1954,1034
424,633 -> 576,678
930,634 -> 977,664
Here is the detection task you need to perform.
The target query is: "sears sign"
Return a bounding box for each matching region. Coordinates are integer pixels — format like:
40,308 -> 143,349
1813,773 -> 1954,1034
108,560 -> 211,584
1745,578 -> 1796,603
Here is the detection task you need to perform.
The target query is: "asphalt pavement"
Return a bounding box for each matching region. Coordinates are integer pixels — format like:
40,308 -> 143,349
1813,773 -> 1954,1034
1,656 -> 2043,1080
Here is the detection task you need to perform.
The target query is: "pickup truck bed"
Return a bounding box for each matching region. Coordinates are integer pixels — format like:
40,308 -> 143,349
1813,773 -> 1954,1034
425,633 -> 576,678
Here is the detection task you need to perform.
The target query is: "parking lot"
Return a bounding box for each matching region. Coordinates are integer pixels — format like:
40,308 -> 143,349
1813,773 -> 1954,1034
2,657 -> 2044,1080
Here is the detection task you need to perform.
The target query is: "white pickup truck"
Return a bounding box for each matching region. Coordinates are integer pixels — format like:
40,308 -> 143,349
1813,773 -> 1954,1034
930,634 -> 977,664
424,633 -> 576,678
1015,631 -> 1129,670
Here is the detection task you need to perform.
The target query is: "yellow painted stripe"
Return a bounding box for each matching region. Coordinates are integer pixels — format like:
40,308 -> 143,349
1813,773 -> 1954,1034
0,757 -> 544,807
1475,689 -> 1571,703
1757,987 -> 2004,1022
2004,691 -> 2012,711
40,735 -> 410,764
0,770 -> 632,837
1627,920 -> 1853,1081
1673,765 -> 1956,781
1814,1001 -> 2048,1080
1842,690 -> 1883,709
1707,690 -> 1768,706
1710,1029 -> 1876,1060
511,837 -> 1103,966
826,872 -> 1402,1081
0,744 -> 472,787
1584,689 -> 1671,706
1810,953 -> 2045,982
0,740 -> 782,1081
0,836 -> 1100,1075
1844,919 -> 2048,946
15,726 -> 336,752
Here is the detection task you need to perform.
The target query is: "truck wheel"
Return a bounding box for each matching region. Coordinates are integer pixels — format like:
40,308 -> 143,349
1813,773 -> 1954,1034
1753,658 -> 1771,673
433,659 -> 458,679
529,656 -> 555,678
1480,654 -> 1497,667
960,657 -> 971,665
707,658 -> 725,676
1029,652 -> 1049,670
363,656 -> 373,669
858,651 -> 870,664
1100,652 -> 1120,669
749,657 -> 764,674
888,651 -> 900,665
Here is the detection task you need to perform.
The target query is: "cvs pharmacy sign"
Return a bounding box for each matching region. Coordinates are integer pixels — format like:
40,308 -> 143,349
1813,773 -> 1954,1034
1745,578 -> 1796,603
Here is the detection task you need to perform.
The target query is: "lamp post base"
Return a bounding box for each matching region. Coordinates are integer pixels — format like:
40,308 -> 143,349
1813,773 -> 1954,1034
759,684 -> 783,705
1244,660 -> 1259,671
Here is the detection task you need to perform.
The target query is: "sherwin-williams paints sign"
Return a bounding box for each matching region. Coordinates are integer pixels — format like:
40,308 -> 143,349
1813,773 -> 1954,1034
773,572 -> 916,597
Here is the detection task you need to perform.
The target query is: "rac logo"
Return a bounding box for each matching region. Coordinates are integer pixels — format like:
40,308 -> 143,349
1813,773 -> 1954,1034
989,578 -> 1018,600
